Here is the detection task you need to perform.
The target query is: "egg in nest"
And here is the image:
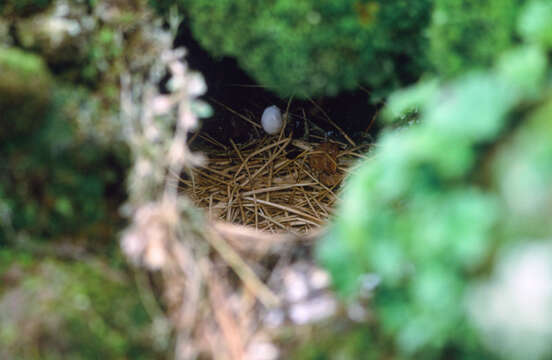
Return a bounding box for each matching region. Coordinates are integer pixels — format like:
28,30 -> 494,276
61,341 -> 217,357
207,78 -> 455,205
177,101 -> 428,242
261,105 -> 283,135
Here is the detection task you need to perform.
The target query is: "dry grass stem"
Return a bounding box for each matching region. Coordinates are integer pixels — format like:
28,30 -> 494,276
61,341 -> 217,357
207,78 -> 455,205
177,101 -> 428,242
206,226 -> 281,307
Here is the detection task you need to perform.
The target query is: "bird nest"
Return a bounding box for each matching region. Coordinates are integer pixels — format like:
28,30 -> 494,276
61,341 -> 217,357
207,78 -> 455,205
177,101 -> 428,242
180,119 -> 370,234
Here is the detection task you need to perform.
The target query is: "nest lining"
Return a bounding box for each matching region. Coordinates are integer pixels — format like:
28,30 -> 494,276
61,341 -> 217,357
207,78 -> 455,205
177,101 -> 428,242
180,127 -> 369,234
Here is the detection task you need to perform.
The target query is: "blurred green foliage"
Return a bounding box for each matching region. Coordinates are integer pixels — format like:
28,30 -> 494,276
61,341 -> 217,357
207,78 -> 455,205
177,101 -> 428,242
318,0 -> 552,358
153,0 -> 432,99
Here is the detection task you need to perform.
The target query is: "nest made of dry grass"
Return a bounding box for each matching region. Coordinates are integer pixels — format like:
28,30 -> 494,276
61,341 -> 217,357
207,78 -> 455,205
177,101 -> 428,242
179,115 -> 370,234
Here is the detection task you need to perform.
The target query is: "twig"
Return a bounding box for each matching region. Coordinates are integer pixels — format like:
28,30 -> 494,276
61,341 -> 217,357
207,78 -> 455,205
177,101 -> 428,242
205,226 -> 281,308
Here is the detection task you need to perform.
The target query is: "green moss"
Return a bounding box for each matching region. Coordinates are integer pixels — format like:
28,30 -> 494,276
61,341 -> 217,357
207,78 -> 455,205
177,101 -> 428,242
428,0 -> 523,78
81,26 -> 124,85
0,45 -> 46,74
0,253 -> 166,359
0,46 -> 52,140
176,0 -> 432,98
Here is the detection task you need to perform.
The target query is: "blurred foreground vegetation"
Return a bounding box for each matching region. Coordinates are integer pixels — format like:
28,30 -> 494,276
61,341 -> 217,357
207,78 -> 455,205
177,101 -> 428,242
0,0 -> 168,357
2,0 -> 552,358
319,1 -> 552,359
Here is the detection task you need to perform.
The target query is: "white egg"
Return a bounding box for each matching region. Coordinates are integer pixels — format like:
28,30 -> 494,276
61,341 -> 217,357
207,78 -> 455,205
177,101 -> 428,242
261,105 -> 283,135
